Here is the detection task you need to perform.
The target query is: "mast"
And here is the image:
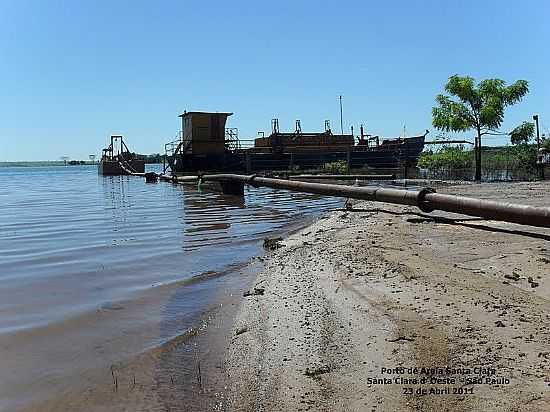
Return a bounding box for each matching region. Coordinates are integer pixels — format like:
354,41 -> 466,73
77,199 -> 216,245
339,95 -> 344,135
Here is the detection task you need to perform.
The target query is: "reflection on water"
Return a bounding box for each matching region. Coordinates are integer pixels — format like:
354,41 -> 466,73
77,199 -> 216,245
0,164 -> 342,411
0,165 -> 341,333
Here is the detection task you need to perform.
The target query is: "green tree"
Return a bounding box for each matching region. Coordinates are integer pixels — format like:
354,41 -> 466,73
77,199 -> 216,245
509,122 -> 535,145
432,75 -> 532,181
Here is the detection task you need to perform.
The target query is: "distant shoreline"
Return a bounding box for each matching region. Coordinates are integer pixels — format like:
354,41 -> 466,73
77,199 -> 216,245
0,161 -> 96,167
0,161 -> 162,167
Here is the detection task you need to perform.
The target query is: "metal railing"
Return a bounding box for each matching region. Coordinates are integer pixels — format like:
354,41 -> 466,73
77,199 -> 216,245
225,128 -> 240,150
418,165 -> 541,182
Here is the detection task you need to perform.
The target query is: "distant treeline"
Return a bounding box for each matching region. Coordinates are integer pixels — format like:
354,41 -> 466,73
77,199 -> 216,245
137,153 -> 167,164
0,154 -> 167,167
0,161 -> 69,167
68,153 -> 166,164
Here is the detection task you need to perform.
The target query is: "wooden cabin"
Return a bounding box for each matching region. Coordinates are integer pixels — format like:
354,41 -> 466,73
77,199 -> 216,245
179,111 -> 233,155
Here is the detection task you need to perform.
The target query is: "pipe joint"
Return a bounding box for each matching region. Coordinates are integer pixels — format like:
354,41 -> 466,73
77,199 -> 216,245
417,187 -> 436,213
247,174 -> 259,187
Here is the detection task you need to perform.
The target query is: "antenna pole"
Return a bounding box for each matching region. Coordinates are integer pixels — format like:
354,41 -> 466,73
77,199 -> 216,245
339,95 -> 344,135
533,114 -> 540,150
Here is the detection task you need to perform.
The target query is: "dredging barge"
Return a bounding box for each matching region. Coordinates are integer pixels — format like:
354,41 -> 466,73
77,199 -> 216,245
99,135 -> 145,175
94,113 -> 550,231
164,111 -> 427,175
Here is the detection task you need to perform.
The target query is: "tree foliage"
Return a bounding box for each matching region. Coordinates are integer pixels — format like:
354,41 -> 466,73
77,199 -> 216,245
510,122 -> 535,145
417,146 -> 472,170
432,75 -> 532,141
321,160 -> 348,174
418,144 -> 538,176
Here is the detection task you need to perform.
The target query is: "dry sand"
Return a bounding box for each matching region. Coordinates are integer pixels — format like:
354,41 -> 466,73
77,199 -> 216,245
225,181 -> 550,411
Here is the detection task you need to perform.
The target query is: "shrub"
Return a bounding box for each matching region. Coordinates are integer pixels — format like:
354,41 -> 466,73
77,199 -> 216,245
418,144 -> 538,180
417,146 -> 473,170
321,160 -> 348,174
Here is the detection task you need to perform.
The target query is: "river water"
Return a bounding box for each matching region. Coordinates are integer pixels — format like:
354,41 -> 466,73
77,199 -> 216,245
0,164 -> 342,411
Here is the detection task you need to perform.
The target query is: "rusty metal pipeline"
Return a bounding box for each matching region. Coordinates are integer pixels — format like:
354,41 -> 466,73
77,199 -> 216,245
422,193 -> 550,228
117,160 -> 145,177
158,173 -> 550,228
167,174 -> 435,210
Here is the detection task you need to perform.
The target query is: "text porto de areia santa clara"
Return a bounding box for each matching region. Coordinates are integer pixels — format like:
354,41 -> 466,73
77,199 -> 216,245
368,366 -> 511,395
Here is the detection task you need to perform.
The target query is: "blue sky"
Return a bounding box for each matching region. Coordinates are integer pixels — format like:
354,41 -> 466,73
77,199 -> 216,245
1,0 -> 549,161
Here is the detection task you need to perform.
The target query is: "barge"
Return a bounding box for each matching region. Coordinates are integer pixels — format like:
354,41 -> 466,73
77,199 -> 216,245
99,135 -> 145,175
165,111 -> 427,175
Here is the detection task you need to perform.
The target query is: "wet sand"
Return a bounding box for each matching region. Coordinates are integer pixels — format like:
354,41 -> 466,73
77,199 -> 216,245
225,181 -> 550,411
14,261 -> 260,412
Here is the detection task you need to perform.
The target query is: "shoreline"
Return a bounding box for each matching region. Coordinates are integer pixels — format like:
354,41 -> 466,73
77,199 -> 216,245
223,181 -> 550,411
12,209 -> 332,412
9,180 -> 550,411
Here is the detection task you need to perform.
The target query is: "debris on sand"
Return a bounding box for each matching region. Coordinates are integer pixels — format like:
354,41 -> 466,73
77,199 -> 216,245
387,336 -> 415,343
504,273 -> 521,281
527,277 -> 540,288
263,237 -> 284,250
304,365 -> 331,378
235,326 -> 248,336
243,287 -> 265,297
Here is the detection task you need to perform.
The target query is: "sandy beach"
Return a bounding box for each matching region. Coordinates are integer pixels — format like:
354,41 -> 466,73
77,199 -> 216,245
224,181 -> 550,411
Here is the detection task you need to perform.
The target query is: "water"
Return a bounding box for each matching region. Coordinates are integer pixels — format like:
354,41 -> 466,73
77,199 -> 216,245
0,164 -> 342,411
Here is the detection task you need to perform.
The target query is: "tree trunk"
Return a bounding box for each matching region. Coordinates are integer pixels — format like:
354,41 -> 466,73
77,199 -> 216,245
475,128 -> 482,182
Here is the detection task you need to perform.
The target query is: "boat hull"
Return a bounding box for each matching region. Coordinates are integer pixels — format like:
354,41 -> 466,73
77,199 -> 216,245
168,136 -> 425,174
98,160 -> 145,175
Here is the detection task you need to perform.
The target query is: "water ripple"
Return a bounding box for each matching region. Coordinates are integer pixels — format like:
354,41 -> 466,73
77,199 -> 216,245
0,165 -> 342,332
